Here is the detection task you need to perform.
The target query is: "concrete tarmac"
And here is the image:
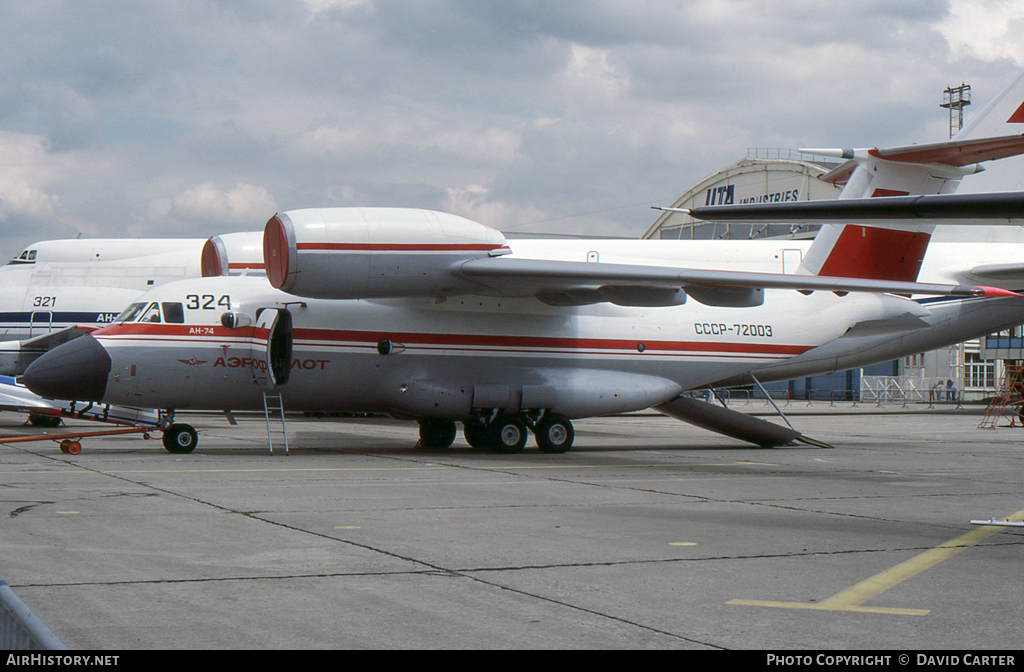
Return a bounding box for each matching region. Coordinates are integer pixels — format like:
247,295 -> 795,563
1,403 -> 1022,650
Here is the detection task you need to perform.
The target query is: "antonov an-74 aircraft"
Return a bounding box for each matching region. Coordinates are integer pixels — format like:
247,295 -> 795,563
0,232 -> 263,425
0,231 -> 264,376
22,69 -> 1024,454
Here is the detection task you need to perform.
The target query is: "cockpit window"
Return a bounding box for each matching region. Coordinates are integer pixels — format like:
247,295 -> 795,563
6,249 -> 37,265
139,302 -> 161,323
161,302 -> 184,324
115,302 -> 146,322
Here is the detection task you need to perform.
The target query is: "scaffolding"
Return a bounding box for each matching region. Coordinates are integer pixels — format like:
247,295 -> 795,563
978,364 -> 1024,428
941,83 -> 971,139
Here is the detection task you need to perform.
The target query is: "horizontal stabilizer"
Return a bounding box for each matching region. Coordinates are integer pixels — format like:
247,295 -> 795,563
654,396 -> 830,448
966,262 -> 1024,284
676,191 -> 1024,225
869,134 -> 1024,166
801,134 -> 1024,167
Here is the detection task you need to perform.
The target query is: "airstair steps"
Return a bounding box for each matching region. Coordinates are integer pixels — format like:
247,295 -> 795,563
263,392 -> 289,454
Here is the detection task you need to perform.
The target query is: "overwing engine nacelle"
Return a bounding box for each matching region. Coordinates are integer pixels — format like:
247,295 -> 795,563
201,231 -> 267,277
263,208 -> 510,299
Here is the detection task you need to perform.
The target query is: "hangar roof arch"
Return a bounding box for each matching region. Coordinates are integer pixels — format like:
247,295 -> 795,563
643,152 -> 844,240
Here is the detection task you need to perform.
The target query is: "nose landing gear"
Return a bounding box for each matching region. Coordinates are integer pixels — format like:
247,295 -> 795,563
162,423 -> 198,454
159,411 -> 198,454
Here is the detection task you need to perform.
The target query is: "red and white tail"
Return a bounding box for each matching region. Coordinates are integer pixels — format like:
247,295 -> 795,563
799,68 -> 1024,282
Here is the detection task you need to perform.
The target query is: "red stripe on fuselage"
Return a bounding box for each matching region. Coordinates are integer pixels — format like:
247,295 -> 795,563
92,323 -> 811,357
294,328 -> 809,355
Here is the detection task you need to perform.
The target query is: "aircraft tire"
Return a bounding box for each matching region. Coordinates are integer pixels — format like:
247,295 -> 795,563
462,420 -> 491,450
418,418 -> 457,450
29,415 -> 61,428
534,414 -> 574,454
163,423 -> 198,454
489,415 -> 527,454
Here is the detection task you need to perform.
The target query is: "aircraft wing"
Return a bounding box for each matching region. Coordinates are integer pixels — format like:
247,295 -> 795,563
457,257 -> 1014,307
0,325 -> 102,377
664,191 -> 1024,225
14,325 -> 99,353
0,375 -> 160,426
0,375 -> 60,411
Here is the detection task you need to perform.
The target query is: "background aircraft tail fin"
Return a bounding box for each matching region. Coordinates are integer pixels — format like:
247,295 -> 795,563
954,69 -> 1024,141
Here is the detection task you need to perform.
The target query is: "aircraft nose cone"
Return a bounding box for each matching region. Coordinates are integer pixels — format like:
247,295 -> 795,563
23,334 -> 111,402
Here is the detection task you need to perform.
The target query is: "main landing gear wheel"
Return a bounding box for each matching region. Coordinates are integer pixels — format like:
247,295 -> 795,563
534,414 -> 574,454
162,423 -> 198,454
462,420 -> 491,450
418,418 -> 457,450
489,414 -> 527,454
30,415 -> 62,428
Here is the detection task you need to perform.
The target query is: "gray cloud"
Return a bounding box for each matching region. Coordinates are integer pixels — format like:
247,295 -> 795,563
0,0 -> 1020,258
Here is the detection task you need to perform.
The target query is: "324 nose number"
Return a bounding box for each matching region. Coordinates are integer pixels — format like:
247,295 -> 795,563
185,294 -> 232,310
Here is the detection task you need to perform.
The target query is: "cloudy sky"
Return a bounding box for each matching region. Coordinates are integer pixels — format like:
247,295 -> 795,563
1,0 -> 1023,258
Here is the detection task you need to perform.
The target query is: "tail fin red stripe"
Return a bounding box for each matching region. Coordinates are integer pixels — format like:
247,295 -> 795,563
1007,100 -> 1024,124
816,226 -> 930,282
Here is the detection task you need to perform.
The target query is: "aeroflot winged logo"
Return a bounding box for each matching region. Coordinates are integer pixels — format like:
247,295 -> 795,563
177,358 -> 208,367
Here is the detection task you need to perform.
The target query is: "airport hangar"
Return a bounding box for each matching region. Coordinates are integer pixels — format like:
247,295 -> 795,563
641,150 -> 1022,404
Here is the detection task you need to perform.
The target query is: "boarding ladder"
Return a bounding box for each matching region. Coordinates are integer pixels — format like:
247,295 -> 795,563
263,392 -> 289,454
978,364 -> 1024,429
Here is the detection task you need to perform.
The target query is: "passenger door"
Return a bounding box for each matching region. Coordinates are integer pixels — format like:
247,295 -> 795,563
251,309 -> 292,390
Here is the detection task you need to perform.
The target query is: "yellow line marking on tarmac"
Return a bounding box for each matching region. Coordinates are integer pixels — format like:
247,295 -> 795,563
728,508 -> 1024,616
669,542 -> 698,547
334,526 -> 361,530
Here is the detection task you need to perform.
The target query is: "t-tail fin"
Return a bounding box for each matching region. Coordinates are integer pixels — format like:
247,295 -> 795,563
803,69 -> 1024,200
798,69 -> 1024,281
